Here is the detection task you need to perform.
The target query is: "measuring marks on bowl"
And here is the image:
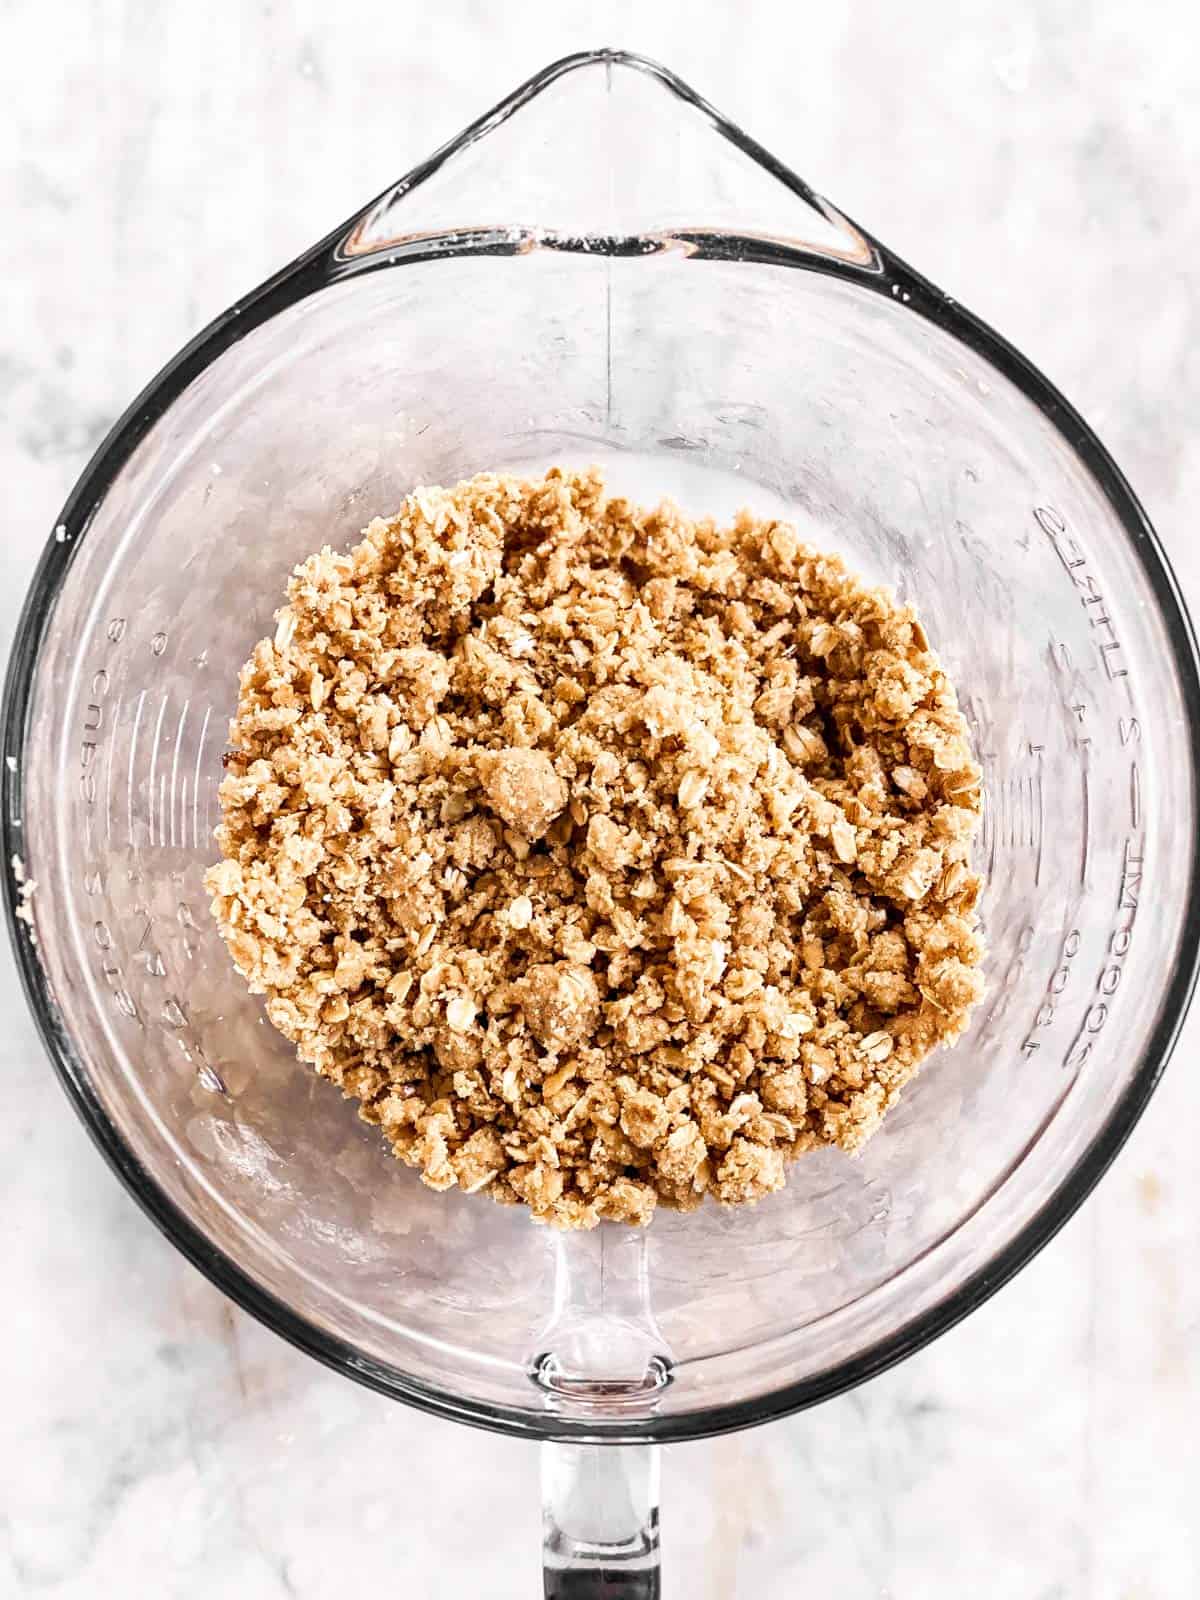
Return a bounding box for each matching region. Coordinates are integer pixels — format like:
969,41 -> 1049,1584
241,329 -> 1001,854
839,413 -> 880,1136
83,621 -> 219,856
972,739 -> 1046,886
968,503 -> 1151,1089
72,615 -> 231,1097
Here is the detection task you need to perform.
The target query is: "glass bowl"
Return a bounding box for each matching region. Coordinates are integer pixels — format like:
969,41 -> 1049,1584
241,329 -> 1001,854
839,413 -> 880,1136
5,51 -> 1198,1595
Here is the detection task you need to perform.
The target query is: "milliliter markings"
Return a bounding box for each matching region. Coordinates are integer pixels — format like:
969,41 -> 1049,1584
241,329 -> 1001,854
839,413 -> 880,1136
146,696 -> 168,847
126,690 -> 147,850
191,706 -> 212,851
168,699 -> 190,848
984,752 -> 1045,876
1120,715 -> 1143,832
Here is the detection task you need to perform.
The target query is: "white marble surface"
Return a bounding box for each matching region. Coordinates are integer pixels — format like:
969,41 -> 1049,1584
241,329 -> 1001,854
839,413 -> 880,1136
3,2 -> 1199,1595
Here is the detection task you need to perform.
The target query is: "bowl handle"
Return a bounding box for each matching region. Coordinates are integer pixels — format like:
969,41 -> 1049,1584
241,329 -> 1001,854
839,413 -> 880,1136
541,1441 -> 661,1598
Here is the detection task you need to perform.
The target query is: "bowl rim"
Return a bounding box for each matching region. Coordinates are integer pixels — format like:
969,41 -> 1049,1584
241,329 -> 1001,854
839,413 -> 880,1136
5,48 -> 1200,1444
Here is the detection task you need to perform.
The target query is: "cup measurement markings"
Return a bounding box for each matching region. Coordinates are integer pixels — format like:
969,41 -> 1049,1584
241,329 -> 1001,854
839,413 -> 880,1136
1036,505 -> 1129,683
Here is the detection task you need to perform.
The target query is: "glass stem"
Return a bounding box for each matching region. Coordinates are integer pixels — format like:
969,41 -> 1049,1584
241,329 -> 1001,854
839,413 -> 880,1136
541,1441 -> 661,1599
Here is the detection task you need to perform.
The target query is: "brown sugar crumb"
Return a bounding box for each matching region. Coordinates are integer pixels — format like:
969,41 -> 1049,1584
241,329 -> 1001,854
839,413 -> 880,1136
206,468 -> 986,1229
520,962 -> 601,1051
478,747 -> 567,841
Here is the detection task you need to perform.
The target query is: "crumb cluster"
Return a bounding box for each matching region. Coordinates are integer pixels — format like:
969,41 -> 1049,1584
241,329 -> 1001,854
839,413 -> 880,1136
206,468 -> 984,1228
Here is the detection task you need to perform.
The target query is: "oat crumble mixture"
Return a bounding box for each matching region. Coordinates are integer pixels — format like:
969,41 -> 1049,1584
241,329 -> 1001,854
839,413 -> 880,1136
206,468 -> 985,1229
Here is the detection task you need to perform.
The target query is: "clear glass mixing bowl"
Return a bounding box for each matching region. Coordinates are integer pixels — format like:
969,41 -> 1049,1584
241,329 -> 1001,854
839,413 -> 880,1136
5,51 -> 1199,1597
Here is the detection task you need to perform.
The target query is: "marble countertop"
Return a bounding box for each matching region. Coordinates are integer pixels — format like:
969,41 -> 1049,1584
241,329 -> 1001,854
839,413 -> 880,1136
2,2 -> 1197,1595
